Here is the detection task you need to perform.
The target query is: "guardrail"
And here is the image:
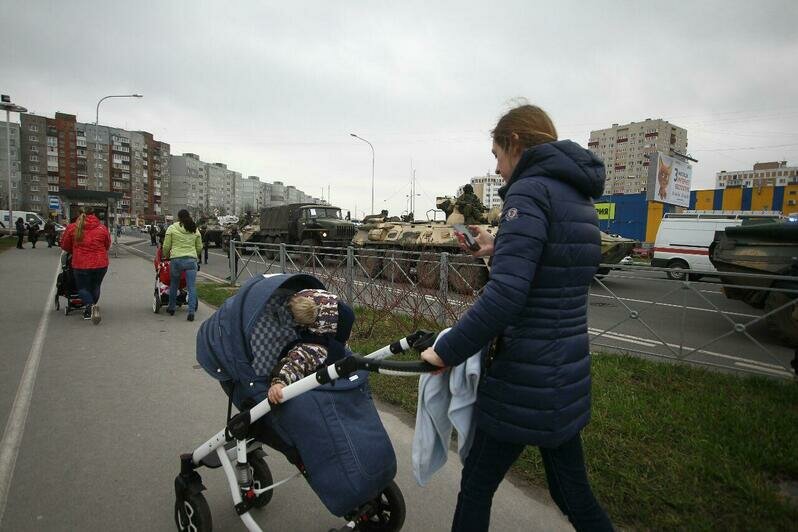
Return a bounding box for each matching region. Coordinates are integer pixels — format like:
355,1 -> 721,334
228,240 -> 798,380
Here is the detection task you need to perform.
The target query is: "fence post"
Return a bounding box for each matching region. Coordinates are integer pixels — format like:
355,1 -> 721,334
280,243 -> 287,273
440,252 -> 450,325
346,246 -> 354,305
228,239 -> 236,286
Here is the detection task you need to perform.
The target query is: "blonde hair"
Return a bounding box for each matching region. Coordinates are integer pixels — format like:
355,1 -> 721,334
289,293 -> 318,326
491,103 -> 558,155
75,207 -> 94,243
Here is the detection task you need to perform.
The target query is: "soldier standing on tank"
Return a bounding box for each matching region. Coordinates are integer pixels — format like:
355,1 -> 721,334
455,184 -> 487,224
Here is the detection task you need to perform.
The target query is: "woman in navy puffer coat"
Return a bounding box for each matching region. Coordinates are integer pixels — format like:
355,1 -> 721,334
422,104 -> 613,531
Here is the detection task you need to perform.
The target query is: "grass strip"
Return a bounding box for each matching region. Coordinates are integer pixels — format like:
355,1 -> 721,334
197,282 -> 798,530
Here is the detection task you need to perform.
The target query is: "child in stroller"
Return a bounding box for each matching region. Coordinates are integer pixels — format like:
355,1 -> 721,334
152,246 -> 188,313
179,273 -> 437,532
54,253 -> 85,316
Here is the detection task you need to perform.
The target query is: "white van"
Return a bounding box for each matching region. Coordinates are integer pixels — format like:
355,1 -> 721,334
0,210 -> 48,235
652,211 -> 781,280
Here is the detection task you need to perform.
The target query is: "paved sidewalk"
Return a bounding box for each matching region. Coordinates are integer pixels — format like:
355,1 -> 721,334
0,244 -> 571,531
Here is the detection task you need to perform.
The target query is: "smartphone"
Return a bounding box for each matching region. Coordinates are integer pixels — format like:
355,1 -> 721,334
452,223 -> 480,251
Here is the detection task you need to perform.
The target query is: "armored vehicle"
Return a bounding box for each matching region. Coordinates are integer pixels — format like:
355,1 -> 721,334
710,219 -> 798,346
352,198 -> 637,294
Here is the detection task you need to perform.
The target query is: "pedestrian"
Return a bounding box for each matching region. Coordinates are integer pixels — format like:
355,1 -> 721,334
163,209 -> 203,322
158,224 -> 166,246
116,223 -> 122,239
421,103 -> 613,532
28,221 -> 40,248
149,224 -> 157,246
43,218 -> 55,247
15,217 -> 26,249
60,207 -> 111,324
199,225 -> 209,264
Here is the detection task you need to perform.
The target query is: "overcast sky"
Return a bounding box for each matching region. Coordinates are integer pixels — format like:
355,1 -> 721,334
3,0 -> 798,218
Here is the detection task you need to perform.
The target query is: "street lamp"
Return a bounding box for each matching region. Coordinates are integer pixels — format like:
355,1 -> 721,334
1,95 -> 28,227
95,93 -> 143,125
350,133 -> 375,215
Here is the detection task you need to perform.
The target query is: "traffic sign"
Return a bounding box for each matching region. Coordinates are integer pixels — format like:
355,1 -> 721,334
48,196 -> 60,209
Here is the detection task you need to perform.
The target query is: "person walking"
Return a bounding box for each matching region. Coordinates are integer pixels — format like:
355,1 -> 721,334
149,224 -> 157,246
158,224 -> 166,246
421,104 -> 613,532
199,225 -> 209,264
28,221 -> 40,248
15,217 -> 26,249
163,209 -> 203,321
44,218 -> 57,248
60,207 -> 111,324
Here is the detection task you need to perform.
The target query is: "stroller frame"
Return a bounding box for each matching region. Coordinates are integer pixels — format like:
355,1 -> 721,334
176,331 -> 437,532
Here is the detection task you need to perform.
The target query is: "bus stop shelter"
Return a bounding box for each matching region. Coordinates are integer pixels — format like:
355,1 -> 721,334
57,189 -> 123,228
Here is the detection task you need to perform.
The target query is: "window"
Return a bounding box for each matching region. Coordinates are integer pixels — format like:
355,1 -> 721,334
29,155 -> 39,162
29,124 -> 38,132
30,145 -> 38,153
31,195 -> 40,202
29,135 -> 38,142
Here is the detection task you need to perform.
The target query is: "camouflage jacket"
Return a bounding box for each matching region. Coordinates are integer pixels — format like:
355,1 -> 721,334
270,289 -> 339,386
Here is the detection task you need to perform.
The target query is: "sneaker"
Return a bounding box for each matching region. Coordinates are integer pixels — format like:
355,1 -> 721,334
187,313 -> 195,322
91,305 -> 101,325
167,308 -> 175,316
83,307 -> 92,320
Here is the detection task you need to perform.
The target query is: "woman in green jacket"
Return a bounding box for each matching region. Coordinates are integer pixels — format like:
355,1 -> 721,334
163,209 -> 203,321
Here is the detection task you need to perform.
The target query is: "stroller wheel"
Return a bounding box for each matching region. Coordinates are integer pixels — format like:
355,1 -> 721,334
249,450 -> 274,508
153,289 -> 161,313
353,480 -> 405,532
174,492 -> 212,532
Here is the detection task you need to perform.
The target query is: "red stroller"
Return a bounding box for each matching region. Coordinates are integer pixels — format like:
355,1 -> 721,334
153,246 -> 188,313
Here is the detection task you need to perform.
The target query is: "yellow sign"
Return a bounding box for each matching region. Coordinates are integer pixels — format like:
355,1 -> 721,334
595,202 -> 615,220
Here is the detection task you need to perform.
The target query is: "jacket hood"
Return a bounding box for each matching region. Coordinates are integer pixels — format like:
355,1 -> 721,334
170,222 -> 196,235
292,289 -> 339,335
499,140 -> 606,200
83,214 -> 102,230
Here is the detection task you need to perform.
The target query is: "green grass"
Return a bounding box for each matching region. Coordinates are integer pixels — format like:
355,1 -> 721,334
196,282 -> 240,308
196,282 -> 798,530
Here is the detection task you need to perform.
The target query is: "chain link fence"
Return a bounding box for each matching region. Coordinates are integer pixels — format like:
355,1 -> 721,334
228,240 -> 797,380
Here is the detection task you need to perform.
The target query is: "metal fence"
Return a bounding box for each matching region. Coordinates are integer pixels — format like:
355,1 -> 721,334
228,240 -> 798,380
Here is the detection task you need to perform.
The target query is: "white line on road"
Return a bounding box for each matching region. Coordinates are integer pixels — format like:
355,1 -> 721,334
589,293 -> 759,318
0,260 -> 60,526
733,362 -> 794,377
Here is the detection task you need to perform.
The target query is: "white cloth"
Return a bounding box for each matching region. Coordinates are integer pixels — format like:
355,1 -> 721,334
412,328 -> 482,486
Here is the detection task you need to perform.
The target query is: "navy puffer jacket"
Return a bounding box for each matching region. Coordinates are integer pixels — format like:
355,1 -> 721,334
434,139 -> 605,448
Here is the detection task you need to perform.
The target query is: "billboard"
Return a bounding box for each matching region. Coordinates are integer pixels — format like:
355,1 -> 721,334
647,152 -> 692,208
595,202 -> 616,220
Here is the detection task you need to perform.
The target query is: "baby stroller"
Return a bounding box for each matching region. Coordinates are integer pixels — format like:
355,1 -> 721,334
153,246 -> 188,313
54,253 -> 85,316
177,273 -> 437,532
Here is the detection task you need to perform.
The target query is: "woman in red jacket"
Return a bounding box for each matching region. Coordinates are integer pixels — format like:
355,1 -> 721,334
61,207 -> 111,324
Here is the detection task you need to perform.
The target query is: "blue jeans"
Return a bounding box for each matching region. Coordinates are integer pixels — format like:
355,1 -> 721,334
452,429 -> 613,532
73,267 -> 108,307
168,257 -> 197,313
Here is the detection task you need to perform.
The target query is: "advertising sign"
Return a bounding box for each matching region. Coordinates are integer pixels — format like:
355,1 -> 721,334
595,202 -> 616,220
647,152 -> 692,208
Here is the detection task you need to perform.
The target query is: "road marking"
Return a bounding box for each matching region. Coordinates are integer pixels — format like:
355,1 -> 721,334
733,362 -> 794,377
0,260 -> 60,525
589,293 -> 759,318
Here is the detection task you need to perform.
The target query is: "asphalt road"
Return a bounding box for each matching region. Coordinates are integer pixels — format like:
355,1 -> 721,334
125,237 -> 795,380
0,242 -> 570,531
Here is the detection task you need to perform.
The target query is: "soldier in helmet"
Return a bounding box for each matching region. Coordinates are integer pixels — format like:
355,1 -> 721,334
455,183 -> 487,224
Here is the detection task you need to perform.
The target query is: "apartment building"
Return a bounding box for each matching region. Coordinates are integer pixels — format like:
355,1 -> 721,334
169,153 -> 207,216
716,161 -> 798,189
588,118 -> 688,195
18,114 -> 48,213
206,163 -> 238,215
463,173 -> 504,210
235,175 -> 262,215
0,122 -> 21,211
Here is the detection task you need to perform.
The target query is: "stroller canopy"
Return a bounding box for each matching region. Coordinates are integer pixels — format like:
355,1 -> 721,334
196,273 -> 326,407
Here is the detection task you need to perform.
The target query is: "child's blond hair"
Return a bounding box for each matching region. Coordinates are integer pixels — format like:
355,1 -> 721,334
288,293 -> 318,326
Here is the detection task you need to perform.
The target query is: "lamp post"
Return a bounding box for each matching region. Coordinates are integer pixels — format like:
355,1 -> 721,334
350,133 -> 374,215
1,95 -> 28,227
95,93 -> 142,125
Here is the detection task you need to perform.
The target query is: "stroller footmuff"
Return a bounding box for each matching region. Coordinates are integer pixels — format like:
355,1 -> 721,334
153,246 -> 187,313
179,273 -> 438,532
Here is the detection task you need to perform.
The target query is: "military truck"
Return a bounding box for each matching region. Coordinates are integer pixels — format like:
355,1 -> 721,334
240,203 -> 355,258
709,219 -> 798,347
351,198 -> 637,294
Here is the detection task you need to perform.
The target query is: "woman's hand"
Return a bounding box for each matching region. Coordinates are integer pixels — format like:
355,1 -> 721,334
421,347 -> 448,375
455,225 -> 495,257
268,383 -> 285,404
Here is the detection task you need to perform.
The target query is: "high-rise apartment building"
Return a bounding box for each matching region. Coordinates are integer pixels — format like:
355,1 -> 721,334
235,175 -> 262,214
462,173 -> 504,210
206,163 -> 238,215
0,122 -> 21,211
716,161 -> 798,189
169,153 -> 207,216
588,118 -> 688,195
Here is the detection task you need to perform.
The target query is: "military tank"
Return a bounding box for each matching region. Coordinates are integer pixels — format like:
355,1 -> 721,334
351,198 -> 636,294
709,219 -> 798,347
